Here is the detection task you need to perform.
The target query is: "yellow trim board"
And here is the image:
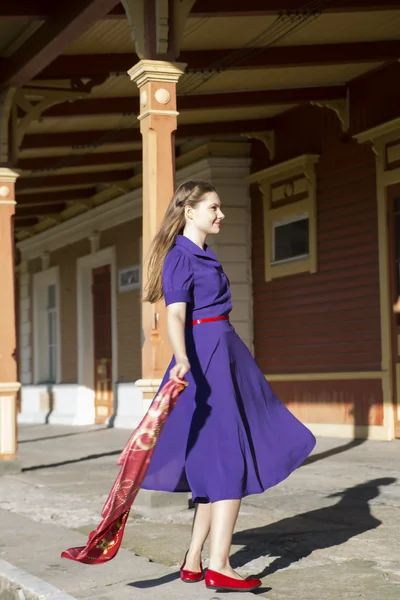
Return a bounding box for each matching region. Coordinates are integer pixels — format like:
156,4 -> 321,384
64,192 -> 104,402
305,423 -> 393,441
264,372 -> 385,381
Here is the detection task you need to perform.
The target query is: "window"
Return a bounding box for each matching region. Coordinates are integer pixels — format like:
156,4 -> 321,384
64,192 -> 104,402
272,213 -> 309,264
33,268 -> 60,384
249,154 -> 319,281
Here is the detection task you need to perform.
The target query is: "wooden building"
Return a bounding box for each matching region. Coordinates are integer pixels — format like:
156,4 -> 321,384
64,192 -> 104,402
1,0 -> 400,461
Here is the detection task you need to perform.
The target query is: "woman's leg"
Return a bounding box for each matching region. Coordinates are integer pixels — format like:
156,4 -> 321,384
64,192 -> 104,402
184,502 -> 211,571
208,499 -> 242,579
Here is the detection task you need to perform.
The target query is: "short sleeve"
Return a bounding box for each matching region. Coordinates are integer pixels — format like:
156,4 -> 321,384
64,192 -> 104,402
162,248 -> 194,306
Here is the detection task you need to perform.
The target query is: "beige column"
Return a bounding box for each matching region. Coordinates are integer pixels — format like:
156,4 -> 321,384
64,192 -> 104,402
129,60 -> 186,404
0,168 -> 20,461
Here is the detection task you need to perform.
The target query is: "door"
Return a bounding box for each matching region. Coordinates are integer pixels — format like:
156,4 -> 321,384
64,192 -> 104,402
92,265 -> 113,424
387,184 -> 400,438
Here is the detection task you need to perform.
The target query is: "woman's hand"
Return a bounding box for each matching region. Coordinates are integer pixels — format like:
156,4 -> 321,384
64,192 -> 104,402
170,357 -> 191,382
394,297 -> 400,313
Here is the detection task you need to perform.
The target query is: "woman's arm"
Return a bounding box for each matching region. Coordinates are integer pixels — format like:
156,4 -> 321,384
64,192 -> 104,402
166,302 -> 191,381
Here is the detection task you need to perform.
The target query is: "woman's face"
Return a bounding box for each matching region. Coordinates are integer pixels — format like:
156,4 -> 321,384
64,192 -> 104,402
186,192 -> 225,235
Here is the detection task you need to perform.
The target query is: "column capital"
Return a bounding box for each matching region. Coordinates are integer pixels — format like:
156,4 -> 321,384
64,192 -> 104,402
0,167 -> 20,184
128,60 -> 186,88
0,167 -> 19,205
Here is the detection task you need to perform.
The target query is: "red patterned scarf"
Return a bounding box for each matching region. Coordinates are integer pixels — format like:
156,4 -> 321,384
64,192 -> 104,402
61,379 -> 187,564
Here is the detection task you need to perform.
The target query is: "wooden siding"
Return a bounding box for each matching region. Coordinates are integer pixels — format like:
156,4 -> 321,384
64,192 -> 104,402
251,107 -> 381,376
100,218 -> 142,383
270,379 -> 383,427
52,239 -> 89,383
350,62 -> 400,135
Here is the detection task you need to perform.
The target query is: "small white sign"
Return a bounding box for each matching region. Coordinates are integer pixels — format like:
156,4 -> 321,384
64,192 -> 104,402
118,265 -> 141,292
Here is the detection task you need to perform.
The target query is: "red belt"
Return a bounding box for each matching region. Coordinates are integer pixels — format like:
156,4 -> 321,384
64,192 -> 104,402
189,316 -> 229,326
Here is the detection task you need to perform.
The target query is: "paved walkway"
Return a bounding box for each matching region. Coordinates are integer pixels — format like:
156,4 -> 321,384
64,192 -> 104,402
0,424 -> 400,599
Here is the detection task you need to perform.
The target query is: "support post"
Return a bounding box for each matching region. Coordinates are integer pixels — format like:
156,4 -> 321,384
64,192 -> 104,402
129,59 -> 185,399
129,60 -> 187,512
0,168 -> 20,465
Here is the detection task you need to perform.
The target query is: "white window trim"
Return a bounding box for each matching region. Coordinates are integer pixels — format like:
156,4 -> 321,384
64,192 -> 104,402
32,266 -> 61,384
77,247 -> 118,393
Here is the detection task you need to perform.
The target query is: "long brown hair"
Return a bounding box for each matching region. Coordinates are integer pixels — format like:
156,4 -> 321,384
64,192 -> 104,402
144,179 -> 216,303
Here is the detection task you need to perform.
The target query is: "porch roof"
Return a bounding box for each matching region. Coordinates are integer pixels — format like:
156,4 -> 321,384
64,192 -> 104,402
1,0 -> 400,240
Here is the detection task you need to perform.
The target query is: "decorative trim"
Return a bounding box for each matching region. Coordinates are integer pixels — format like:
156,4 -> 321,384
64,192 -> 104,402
17,188 -> 142,259
250,154 -> 319,281
249,154 -> 319,185
0,200 -> 16,205
138,109 -> 179,120
242,131 -> 275,160
265,371 -> 385,381
128,60 -> 186,87
0,168 -> 19,184
89,231 -> 100,254
0,382 -> 21,393
355,118 -> 400,437
354,116 -> 400,144
311,96 -> 350,132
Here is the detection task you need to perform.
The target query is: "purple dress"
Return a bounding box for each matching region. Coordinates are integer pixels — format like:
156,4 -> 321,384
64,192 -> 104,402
141,235 -> 316,503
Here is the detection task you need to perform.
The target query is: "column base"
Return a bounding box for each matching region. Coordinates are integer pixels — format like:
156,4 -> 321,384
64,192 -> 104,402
0,385 -> 19,459
134,378 -> 163,411
112,382 -> 144,429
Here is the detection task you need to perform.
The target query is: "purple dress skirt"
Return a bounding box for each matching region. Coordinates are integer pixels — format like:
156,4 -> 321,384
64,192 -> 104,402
141,235 -> 316,503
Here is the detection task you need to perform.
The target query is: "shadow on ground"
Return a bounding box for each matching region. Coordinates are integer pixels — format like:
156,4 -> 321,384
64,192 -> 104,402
230,477 -> 396,579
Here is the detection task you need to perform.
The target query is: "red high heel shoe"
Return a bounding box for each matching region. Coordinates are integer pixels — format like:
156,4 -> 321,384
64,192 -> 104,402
180,552 -> 204,583
205,569 -> 262,591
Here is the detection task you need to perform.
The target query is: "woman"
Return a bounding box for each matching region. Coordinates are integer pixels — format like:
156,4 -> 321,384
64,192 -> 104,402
141,180 -> 316,592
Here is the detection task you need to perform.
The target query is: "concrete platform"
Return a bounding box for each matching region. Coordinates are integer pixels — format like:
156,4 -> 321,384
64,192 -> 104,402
0,424 -> 399,599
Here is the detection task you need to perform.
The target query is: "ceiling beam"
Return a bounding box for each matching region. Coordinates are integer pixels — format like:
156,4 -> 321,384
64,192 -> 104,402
3,0 -> 400,19
39,86 -> 347,119
17,168 -> 135,191
16,188 -> 96,206
31,40 -> 400,80
21,118 -> 273,150
16,203 -> 67,217
14,217 -> 39,228
17,150 -> 142,171
188,0 -> 400,16
0,0 -> 120,89
181,40 -> 400,71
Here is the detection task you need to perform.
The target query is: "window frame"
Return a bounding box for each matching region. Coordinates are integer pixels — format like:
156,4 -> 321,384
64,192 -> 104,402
249,154 -> 319,281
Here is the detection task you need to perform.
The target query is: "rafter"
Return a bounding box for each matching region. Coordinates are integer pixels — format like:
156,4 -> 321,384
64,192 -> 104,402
188,0 -> 400,16
17,168 -> 135,191
14,217 -> 39,228
39,86 -> 347,119
182,40 -> 400,71
0,0 -> 120,89
16,203 -> 67,217
17,150 -> 142,171
3,0 -> 400,19
29,40 -> 400,80
21,118 -> 273,150
17,188 -> 96,206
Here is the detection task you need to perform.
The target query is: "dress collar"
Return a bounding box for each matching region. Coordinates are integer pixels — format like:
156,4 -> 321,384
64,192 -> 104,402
175,235 -> 220,263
